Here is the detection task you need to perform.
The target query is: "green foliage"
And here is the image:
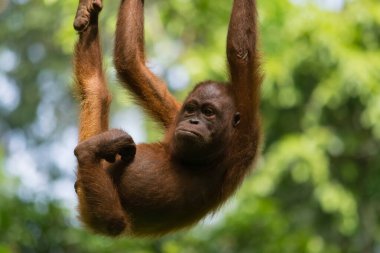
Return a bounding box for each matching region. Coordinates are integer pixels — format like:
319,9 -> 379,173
0,0 -> 379,252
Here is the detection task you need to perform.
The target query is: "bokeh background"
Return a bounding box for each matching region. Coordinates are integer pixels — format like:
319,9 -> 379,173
0,0 -> 379,252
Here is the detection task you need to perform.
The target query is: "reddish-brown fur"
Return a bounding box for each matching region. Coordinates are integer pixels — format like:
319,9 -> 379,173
73,0 -> 262,237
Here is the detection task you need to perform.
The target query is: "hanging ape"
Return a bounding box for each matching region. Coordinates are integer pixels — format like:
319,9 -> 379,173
73,0 -> 262,236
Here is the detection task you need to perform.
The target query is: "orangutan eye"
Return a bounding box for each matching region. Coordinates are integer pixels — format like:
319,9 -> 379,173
202,107 -> 215,117
184,103 -> 197,114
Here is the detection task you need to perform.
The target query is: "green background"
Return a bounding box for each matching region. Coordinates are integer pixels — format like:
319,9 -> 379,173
0,0 -> 379,252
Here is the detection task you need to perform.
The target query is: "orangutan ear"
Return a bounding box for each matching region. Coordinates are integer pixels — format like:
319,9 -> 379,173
232,112 -> 241,127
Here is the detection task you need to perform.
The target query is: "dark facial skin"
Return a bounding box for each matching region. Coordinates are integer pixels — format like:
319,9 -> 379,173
173,82 -> 240,164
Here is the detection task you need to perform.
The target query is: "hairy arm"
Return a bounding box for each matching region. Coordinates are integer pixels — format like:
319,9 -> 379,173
227,0 -> 262,127
114,0 -> 181,129
73,0 -> 111,142
221,0 -> 262,198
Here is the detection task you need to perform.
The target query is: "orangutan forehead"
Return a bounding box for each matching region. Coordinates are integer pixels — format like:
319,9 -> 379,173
190,83 -> 229,100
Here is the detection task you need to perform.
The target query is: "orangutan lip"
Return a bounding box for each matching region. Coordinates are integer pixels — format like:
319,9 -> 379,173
176,129 -> 201,138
